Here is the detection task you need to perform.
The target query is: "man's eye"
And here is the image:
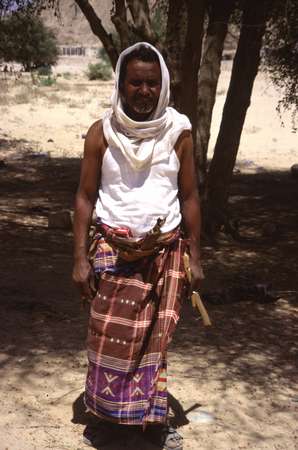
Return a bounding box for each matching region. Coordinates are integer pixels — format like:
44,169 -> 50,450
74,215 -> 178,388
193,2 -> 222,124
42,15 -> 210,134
129,80 -> 160,88
130,80 -> 142,87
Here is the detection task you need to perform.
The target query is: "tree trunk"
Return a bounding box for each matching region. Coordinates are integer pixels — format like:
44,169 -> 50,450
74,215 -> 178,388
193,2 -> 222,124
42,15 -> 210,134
165,0 -> 188,108
180,0 -> 206,148
111,0 -> 131,50
206,0 -> 267,232
196,0 -> 235,188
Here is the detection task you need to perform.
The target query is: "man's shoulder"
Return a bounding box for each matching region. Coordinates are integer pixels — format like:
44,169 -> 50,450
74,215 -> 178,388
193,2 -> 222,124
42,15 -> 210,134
168,106 -> 192,128
167,106 -> 192,149
174,129 -> 192,150
85,119 -> 107,152
86,119 -> 103,139
174,127 -> 193,163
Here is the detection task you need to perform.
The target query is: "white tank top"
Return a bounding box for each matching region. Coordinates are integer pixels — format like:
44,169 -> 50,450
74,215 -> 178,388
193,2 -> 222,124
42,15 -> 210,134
95,146 -> 181,237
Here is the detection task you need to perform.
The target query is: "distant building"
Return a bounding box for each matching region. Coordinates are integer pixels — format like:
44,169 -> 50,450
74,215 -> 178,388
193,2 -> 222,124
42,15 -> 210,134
58,45 -> 100,58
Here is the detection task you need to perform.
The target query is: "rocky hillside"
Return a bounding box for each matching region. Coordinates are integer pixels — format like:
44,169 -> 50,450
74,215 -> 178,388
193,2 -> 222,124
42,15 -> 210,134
42,0 -> 113,46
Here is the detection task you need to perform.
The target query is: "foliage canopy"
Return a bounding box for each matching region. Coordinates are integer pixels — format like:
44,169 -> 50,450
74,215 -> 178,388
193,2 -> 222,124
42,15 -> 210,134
263,0 -> 298,124
0,12 -> 59,70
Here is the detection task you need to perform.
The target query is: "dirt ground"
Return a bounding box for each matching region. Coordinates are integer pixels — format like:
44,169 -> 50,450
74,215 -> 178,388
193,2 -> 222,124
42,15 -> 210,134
0,65 -> 297,450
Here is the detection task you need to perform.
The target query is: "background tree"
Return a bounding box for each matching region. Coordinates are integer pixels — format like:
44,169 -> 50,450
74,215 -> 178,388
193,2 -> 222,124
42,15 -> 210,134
263,0 -> 298,127
0,12 -> 59,70
205,0 -> 268,233
196,0 -> 236,185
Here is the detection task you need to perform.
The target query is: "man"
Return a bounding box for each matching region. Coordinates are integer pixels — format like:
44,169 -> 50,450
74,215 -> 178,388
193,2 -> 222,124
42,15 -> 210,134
73,42 -> 203,450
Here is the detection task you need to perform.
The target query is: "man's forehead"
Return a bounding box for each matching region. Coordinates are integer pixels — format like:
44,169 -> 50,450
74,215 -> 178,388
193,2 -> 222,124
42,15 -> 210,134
125,58 -> 161,78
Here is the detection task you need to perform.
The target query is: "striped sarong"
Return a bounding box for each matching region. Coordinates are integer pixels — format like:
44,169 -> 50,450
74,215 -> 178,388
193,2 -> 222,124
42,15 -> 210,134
84,224 -> 187,425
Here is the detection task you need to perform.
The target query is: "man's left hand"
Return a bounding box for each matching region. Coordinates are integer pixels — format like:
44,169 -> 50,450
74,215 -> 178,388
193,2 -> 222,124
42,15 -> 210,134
189,257 -> 204,293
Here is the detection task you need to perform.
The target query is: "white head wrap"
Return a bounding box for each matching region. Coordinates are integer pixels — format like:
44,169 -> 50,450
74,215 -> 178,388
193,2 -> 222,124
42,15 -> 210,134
103,42 -> 191,170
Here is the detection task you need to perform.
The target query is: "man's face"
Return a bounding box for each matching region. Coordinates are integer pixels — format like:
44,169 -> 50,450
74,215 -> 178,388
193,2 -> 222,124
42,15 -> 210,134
120,58 -> 162,121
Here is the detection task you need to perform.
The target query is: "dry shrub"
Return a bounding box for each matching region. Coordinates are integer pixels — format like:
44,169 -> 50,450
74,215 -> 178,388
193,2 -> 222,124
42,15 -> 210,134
56,82 -> 71,92
15,92 -> 30,104
67,97 -> 90,108
45,93 -> 61,104
0,95 -> 9,106
14,85 -> 35,104
62,72 -> 72,80
67,101 -> 79,108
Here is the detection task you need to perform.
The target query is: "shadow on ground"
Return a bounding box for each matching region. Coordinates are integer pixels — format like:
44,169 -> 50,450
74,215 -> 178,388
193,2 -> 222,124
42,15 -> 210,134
0,138 -> 297,445
71,391 -> 190,449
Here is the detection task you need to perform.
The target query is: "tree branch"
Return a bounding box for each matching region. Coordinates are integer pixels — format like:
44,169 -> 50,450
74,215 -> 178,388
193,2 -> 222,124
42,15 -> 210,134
110,0 -> 131,50
126,0 -> 158,45
75,0 -> 119,69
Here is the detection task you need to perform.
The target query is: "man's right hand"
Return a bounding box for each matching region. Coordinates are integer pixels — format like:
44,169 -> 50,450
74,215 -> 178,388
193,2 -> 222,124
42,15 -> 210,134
72,256 -> 95,302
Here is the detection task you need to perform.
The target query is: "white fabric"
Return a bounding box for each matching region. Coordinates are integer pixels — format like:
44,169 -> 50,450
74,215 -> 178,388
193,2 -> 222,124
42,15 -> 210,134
102,42 -> 191,171
96,146 -> 182,237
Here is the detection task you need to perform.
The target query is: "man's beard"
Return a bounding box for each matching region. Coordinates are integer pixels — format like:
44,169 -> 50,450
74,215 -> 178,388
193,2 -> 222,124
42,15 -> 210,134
133,97 -> 156,115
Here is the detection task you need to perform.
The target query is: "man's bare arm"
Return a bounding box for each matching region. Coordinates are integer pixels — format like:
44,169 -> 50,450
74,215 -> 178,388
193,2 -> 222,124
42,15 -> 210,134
176,130 -> 204,291
72,120 -> 104,299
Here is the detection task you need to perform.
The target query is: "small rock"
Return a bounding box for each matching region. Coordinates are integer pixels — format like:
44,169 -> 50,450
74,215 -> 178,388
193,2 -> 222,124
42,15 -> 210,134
253,283 -> 280,303
48,211 -> 72,229
241,159 -> 255,168
255,166 -> 266,173
17,357 -> 26,363
262,222 -> 278,237
29,151 -> 50,158
47,138 -> 54,143
290,164 -> 298,179
81,133 -> 87,139
187,410 -> 215,424
29,206 -> 49,214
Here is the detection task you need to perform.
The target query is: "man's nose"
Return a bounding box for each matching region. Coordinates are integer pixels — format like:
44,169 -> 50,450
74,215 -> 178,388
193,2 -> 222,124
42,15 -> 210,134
139,82 -> 150,95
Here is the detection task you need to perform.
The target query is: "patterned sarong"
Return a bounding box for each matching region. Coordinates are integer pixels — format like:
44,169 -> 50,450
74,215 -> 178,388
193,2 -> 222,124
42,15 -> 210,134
84,224 -> 187,425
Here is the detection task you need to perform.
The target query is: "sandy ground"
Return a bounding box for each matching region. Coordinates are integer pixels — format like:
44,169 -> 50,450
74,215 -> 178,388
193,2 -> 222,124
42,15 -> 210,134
1,60 -> 297,170
0,62 -> 297,450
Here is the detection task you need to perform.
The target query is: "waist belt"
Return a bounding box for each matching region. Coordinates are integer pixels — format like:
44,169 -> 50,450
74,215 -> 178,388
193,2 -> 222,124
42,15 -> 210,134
90,218 -> 180,262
